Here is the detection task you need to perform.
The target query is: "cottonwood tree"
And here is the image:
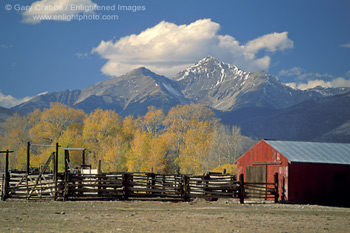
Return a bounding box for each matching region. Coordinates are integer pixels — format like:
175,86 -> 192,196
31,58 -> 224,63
177,121 -> 213,174
82,108 -> 123,170
29,103 -> 85,145
209,124 -> 244,167
27,103 -> 85,167
0,113 -> 29,170
138,106 -> 165,135
126,129 -> 151,172
163,104 -> 216,157
163,104 -> 218,174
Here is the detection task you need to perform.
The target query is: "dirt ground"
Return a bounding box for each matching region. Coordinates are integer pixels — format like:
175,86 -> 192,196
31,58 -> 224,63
0,199 -> 349,233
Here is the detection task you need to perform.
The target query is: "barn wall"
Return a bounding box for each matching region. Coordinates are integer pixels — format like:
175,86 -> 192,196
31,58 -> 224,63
288,162 -> 350,205
236,140 -> 289,201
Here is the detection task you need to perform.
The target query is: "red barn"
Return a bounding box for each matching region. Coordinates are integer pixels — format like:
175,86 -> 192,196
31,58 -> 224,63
236,139 -> 350,205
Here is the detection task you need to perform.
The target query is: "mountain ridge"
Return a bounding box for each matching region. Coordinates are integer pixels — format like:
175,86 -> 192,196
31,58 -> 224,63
13,67 -> 188,115
0,106 -> 18,122
234,92 -> 350,142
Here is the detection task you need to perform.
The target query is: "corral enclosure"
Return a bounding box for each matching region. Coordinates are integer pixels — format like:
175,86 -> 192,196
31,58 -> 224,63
1,170 -> 278,203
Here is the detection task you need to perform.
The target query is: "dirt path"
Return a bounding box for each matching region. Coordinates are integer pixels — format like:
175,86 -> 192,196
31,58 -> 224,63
1,199 -> 349,232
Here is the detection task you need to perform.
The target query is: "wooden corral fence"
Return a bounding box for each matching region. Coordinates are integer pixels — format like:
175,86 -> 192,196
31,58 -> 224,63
2,171 -> 278,203
0,145 -> 279,203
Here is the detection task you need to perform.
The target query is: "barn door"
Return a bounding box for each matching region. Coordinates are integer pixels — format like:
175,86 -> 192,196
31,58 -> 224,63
246,165 -> 266,183
246,165 -> 267,199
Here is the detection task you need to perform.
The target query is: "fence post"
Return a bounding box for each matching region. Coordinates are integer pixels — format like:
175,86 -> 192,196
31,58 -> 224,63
203,174 -> 209,196
53,143 -> 59,200
146,173 -> 151,194
52,152 -> 56,200
0,150 -> 14,201
55,143 -> 59,175
239,174 -> 244,204
274,173 -> 279,203
5,149 -> 9,176
231,174 -> 237,198
26,147 -> 29,200
98,160 -> 102,174
151,173 -> 156,196
182,175 -> 190,201
63,172 -> 69,201
26,142 -> 30,200
161,175 -> 165,195
82,149 -> 86,167
26,142 -> 30,175
63,150 -> 69,201
98,173 -> 106,197
98,174 -> 102,196
3,150 -> 10,201
122,173 -> 130,200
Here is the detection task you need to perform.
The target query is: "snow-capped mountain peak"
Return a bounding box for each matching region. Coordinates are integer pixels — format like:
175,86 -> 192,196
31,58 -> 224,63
172,56 -> 253,110
173,56 -> 249,85
171,57 -> 336,111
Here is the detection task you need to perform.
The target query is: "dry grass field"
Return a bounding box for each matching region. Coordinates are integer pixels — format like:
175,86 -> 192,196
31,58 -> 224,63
1,199 -> 349,233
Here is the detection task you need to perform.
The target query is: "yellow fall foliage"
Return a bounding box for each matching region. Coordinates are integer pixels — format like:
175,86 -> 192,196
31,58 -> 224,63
0,103 -> 246,175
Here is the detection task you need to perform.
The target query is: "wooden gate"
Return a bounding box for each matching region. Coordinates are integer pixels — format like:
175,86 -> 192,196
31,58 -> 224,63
245,165 -> 268,199
5,153 -> 56,200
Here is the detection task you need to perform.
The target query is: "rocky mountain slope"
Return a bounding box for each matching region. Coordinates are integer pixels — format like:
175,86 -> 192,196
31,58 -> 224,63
173,56 -> 321,111
13,90 -> 81,114
233,92 -> 350,142
13,67 -> 188,115
0,106 -> 17,122
73,67 -> 188,115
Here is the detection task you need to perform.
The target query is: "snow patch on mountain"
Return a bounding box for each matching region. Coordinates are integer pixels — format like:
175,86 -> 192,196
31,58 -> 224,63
162,83 -> 182,99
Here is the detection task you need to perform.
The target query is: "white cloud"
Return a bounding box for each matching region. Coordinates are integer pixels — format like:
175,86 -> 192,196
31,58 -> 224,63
280,67 -> 350,90
340,43 -> 350,48
346,71 -> 350,77
279,67 -> 336,81
0,91 -> 33,108
0,44 -> 13,49
286,78 -> 350,90
278,67 -> 304,77
285,82 -> 297,89
245,32 -> 293,53
75,52 -> 89,59
22,0 -> 97,24
92,19 -> 294,77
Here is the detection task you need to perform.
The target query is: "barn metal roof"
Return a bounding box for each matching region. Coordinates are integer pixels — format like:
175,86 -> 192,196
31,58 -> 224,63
265,140 -> 350,165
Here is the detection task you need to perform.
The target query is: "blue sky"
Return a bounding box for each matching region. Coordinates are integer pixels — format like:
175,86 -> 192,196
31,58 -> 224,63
1,0 -> 350,107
